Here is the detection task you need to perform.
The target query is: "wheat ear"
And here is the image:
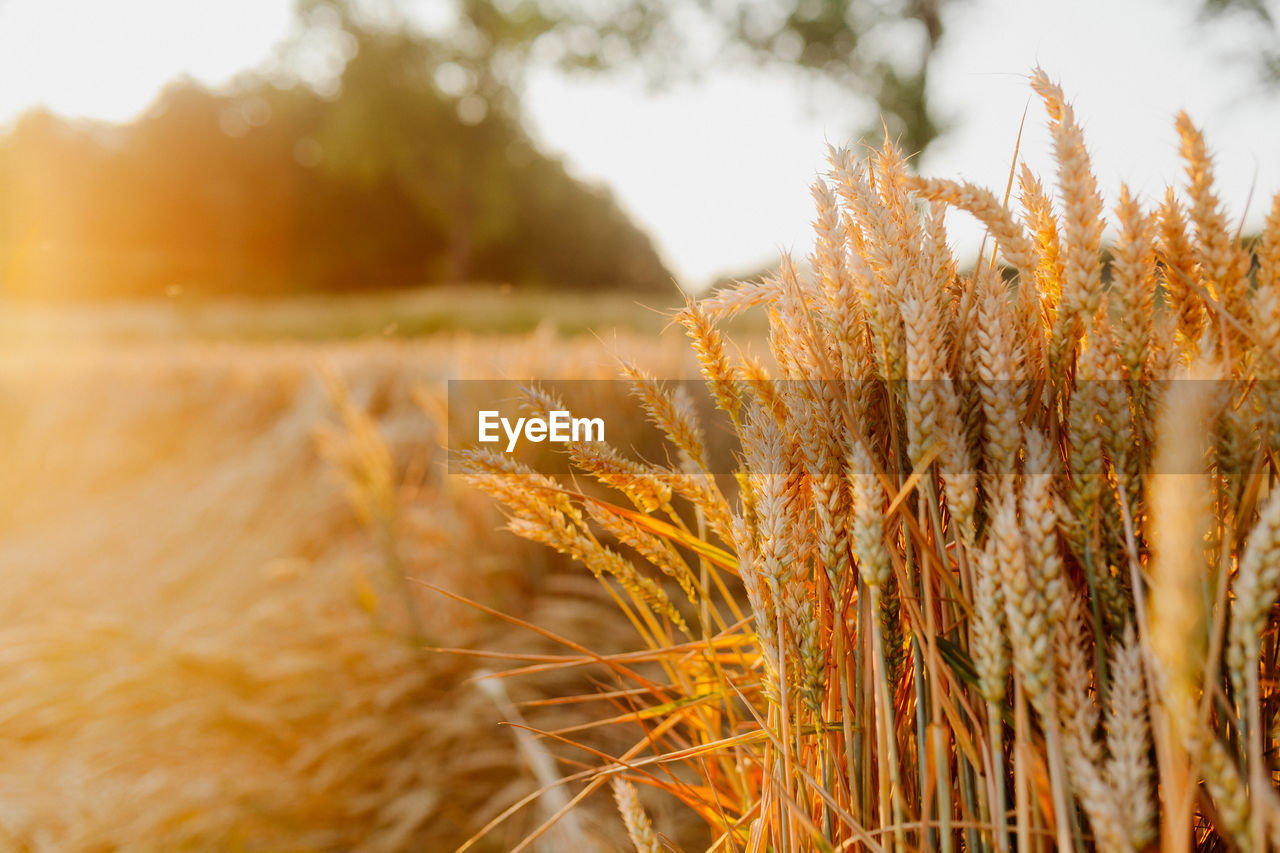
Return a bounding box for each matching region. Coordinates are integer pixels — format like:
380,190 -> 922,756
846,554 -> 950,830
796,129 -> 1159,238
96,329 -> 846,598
611,778 -> 663,853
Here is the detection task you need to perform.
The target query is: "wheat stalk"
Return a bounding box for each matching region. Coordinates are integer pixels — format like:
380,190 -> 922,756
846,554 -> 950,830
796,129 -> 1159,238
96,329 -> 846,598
466,72 -> 1280,853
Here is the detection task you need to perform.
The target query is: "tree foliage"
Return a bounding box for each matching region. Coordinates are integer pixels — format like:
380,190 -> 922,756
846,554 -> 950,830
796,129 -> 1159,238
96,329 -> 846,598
0,0 -> 966,299
420,0 -> 950,155
1200,0 -> 1280,83
0,28 -> 672,300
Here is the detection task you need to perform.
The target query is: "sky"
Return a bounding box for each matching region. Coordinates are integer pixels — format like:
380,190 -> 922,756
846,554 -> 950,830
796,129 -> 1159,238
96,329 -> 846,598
1,0 -> 1276,290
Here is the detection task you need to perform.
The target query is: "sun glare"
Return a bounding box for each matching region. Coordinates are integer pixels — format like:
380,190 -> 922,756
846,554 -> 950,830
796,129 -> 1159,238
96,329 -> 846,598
0,0 -> 295,125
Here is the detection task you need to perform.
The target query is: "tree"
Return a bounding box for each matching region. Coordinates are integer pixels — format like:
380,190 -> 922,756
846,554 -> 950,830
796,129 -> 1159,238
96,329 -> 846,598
309,23 -> 512,282
450,0 -> 948,155
1200,0 -> 1280,83
0,68 -> 673,298
300,0 -> 949,156
291,3 -> 671,289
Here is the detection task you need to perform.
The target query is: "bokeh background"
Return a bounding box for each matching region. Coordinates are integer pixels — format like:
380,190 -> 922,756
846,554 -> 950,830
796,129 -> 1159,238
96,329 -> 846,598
1,0 -> 1277,849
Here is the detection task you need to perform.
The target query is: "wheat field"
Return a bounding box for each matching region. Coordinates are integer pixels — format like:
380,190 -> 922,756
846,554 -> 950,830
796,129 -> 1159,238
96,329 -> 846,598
7,68 -> 1280,853
465,70 -> 1280,852
0,332 -> 707,851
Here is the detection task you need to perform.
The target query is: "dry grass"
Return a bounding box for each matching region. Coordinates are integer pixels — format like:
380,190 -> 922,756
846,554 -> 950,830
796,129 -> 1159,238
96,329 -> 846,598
466,70 -> 1280,852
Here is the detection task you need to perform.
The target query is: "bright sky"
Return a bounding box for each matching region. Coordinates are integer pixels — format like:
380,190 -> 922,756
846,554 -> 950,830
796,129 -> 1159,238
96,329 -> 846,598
1,0 -> 1276,290
0,0 -> 295,120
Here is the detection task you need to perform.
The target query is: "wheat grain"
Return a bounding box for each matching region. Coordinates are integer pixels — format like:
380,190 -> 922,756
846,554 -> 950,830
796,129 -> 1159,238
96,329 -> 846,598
678,299 -> 744,419
1177,112 -> 1252,355
909,176 -> 1038,282
1018,162 -> 1064,327
611,778 -> 663,853
1110,185 -> 1157,380
1031,68 -> 1104,370
1105,624 -> 1156,850
1227,488 -> 1280,705
1157,188 -> 1208,350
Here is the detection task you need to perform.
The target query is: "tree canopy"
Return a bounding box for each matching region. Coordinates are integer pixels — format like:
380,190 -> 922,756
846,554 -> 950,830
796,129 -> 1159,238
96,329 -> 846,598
0,0 -> 963,300
1200,0 -> 1280,83
0,14 -> 672,300
330,0 -> 950,156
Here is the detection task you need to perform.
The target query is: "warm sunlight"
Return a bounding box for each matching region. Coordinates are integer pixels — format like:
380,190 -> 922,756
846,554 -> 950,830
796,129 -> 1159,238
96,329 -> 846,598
5,1 -> 1280,849
0,0 -> 294,124
1,0 -> 1275,286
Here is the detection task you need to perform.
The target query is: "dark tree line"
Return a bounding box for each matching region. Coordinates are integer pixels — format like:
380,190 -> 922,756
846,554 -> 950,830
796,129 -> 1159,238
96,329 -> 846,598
0,0 -> 975,300
0,20 -> 673,300
6,0 -> 1254,300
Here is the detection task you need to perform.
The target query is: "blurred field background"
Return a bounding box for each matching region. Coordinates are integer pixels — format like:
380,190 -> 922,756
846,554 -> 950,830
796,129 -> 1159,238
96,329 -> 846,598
0,320 -> 715,850
0,285 -> 685,342
0,0 -> 775,844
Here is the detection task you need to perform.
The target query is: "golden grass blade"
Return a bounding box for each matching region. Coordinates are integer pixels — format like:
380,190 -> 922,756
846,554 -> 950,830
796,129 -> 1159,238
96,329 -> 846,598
884,440 -> 943,518
586,496 -> 741,575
